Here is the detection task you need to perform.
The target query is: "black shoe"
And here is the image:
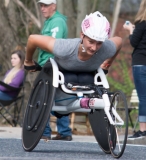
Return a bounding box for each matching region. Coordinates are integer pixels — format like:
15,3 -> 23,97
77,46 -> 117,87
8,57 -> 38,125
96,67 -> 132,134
41,136 -> 51,142
52,134 -> 72,141
128,130 -> 146,140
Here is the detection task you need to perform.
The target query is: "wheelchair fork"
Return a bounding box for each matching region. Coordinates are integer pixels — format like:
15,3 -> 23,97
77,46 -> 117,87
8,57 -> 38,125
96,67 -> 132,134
102,94 -> 124,126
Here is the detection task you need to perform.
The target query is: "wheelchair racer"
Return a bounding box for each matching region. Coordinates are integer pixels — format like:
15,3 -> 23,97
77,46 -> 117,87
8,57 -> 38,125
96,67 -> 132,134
24,11 -> 122,73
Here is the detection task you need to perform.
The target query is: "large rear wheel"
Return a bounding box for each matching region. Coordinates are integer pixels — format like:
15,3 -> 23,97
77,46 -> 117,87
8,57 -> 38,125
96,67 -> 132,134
22,61 -> 56,151
108,91 -> 128,158
88,109 -> 111,154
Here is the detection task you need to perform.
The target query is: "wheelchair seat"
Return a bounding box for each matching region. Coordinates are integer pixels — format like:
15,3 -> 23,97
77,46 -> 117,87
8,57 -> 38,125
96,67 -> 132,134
63,71 -> 95,84
62,71 -> 95,91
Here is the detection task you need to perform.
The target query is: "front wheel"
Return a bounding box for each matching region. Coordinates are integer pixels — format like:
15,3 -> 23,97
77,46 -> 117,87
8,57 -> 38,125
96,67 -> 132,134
108,91 -> 128,158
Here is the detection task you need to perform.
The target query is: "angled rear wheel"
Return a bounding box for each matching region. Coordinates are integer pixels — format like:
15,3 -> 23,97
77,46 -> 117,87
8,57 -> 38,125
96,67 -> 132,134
108,91 -> 128,158
22,61 -> 56,151
89,109 -> 111,154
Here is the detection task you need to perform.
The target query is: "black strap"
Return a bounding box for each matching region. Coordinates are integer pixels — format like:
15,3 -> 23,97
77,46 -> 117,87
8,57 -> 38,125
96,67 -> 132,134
24,61 -> 42,71
54,111 -> 70,119
102,69 -> 108,75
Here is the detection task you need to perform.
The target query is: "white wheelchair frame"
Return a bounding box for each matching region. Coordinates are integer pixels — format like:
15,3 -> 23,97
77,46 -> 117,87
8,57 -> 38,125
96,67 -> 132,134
50,58 -> 124,126
22,58 -> 128,158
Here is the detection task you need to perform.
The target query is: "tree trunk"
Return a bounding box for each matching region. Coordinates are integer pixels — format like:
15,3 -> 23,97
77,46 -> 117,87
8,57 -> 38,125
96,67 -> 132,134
98,0 -> 111,20
56,0 -> 64,14
0,1 -> 18,72
110,0 -> 122,37
76,0 -> 89,37
63,0 -> 76,38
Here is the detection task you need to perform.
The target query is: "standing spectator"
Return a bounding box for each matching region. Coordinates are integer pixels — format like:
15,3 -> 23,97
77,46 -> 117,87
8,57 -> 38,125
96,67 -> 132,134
0,50 -> 25,100
37,0 -> 72,141
123,0 -> 146,139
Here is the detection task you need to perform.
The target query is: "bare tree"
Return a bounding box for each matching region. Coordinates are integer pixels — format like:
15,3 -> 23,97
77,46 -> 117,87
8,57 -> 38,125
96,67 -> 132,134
64,0 -> 76,38
56,0 -> 64,14
12,0 -> 41,29
111,0 -> 122,37
90,0 -> 99,13
0,1 -> 18,71
76,0 -> 89,37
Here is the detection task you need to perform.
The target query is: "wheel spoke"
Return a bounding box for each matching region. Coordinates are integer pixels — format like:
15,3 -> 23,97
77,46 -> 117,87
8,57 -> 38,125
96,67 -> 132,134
115,127 -> 121,152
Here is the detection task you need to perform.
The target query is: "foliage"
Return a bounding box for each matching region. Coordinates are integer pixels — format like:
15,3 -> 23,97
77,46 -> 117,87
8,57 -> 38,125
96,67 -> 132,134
107,53 -> 134,96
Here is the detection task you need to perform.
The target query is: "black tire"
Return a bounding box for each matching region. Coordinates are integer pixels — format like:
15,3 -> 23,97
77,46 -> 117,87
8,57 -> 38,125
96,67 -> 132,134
22,61 -> 56,151
88,110 -> 111,154
108,91 -> 128,158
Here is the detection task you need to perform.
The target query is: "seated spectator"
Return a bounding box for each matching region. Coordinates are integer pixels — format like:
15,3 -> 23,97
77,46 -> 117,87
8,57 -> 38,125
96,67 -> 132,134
0,50 -> 25,100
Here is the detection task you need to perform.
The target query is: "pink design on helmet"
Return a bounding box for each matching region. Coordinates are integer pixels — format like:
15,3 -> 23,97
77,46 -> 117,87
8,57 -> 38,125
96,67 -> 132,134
105,21 -> 111,38
82,17 -> 94,32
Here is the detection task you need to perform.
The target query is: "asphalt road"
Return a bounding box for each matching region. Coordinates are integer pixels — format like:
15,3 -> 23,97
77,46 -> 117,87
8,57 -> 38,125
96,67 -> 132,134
0,139 -> 146,160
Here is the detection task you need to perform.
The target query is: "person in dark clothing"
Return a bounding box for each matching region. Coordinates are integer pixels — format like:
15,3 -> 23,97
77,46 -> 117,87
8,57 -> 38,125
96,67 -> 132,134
123,0 -> 146,139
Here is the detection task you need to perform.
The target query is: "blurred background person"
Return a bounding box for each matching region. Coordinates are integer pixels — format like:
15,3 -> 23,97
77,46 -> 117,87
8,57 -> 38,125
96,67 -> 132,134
0,50 -> 25,100
123,0 -> 146,139
37,0 -> 72,141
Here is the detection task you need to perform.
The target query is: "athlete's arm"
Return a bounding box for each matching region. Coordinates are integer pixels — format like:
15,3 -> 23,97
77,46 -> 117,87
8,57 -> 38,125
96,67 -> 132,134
24,35 -> 55,67
101,36 -> 122,70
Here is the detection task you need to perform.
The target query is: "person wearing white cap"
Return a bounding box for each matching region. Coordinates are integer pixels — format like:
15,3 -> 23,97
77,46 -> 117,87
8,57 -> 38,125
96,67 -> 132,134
38,0 -> 56,5
37,0 -> 72,141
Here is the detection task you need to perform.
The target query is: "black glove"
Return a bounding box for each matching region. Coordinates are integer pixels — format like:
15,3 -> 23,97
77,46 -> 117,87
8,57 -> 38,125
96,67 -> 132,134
24,61 -> 42,71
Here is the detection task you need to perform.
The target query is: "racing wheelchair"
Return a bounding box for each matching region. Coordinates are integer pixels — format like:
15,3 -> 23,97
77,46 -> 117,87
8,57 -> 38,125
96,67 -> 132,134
22,58 -> 128,159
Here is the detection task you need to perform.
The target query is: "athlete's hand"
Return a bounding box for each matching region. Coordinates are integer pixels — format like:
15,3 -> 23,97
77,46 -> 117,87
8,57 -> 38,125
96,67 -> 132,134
24,59 -> 34,66
24,60 -> 42,72
24,60 -> 36,72
100,60 -> 112,70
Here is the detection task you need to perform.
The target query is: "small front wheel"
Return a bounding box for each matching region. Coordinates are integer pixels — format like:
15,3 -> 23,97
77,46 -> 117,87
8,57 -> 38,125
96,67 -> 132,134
108,91 -> 128,158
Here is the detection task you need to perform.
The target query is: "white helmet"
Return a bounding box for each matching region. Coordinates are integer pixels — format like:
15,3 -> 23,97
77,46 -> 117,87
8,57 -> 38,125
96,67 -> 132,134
81,11 -> 110,42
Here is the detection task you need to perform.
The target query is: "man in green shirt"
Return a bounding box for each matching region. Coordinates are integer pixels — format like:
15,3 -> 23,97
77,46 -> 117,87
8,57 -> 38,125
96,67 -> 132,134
38,0 -> 72,141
